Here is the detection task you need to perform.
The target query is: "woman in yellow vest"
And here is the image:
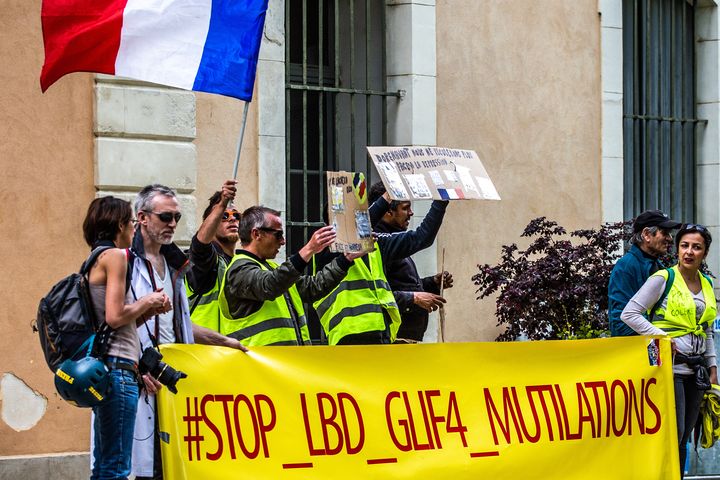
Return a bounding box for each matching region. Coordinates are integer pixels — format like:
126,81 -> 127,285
621,224 -> 717,479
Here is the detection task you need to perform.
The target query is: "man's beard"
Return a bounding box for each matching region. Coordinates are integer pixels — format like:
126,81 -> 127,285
147,228 -> 174,245
218,233 -> 239,244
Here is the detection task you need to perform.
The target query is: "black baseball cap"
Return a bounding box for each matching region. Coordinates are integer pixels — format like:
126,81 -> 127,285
633,210 -> 681,233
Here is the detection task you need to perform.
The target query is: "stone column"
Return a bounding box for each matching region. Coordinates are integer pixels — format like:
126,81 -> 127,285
255,0 -> 287,257
599,0 -> 624,224
386,0 -> 440,342
696,2 -> 720,286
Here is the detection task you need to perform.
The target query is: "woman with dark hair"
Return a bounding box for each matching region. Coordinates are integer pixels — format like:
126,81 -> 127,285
83,196 -> 171,480
621,224 -> 717,478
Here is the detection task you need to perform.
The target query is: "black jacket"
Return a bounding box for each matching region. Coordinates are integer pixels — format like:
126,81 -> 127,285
185,235 -> 234,297
374,220 -> 440,341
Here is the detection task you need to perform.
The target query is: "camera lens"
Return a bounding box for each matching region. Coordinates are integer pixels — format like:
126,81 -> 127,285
155,362 -> 187,394
139,347 -> 187,394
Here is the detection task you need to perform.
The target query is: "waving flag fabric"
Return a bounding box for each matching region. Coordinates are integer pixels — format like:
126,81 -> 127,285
40,0 -> 269,101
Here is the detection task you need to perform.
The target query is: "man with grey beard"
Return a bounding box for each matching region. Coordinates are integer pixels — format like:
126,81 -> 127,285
129,184 -> 243,480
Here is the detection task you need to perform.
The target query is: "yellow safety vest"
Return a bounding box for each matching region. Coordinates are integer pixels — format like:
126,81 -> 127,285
313,249 -> 401,345
648,266 -> 717,338
218,253 -> 310,346
185,255 -> 228,332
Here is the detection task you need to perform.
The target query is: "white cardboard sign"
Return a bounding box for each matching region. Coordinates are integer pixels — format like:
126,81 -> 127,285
367,146 -> 501,201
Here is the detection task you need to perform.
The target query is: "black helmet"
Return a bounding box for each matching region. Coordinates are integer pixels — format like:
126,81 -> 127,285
54,357 -> 110,408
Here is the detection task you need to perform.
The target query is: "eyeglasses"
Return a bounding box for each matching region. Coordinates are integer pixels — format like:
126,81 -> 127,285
130,218 -> 138,225
145,211 -> 182,223
683,223 -> 708,233
222,210 -> 241,222
258,227 -> 284,240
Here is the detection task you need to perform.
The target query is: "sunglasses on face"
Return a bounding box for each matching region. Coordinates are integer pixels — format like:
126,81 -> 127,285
222,210 -> 241,222
258,227 -> 284,240
145,211 -> 182,223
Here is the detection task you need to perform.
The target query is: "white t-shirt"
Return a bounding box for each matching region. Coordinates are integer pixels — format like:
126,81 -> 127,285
153,260 -> 176,344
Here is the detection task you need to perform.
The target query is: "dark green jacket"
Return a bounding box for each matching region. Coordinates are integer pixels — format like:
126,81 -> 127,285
223,250 -> 352,320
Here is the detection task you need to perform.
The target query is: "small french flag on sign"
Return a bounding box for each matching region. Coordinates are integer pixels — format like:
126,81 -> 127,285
40,0 -> 268,101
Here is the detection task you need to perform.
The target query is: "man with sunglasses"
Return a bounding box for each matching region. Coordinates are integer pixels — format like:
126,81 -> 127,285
129,184 -> 244,480
217,205 -> 362,346
608,209 -> 681,337
186,179 -> 243,332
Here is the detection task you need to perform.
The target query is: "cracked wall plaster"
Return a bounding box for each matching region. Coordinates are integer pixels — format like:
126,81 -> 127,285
1,373 -> 47,431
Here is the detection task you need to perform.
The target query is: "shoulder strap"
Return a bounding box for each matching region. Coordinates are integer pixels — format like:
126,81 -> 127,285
650,268 -> 674,320
124,248 -> 135,294
79,246 -> 114,275
80,246 -> 115,358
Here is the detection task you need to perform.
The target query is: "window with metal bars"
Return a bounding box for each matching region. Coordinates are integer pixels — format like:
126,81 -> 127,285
622,0 -> 701,222
285,0 -> 401,255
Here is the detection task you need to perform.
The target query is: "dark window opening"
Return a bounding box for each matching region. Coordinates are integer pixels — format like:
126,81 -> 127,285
285,0 -> 396,342
622,0 -> 699,222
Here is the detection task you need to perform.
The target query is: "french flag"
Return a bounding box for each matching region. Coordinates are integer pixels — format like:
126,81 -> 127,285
40,0 -> 269,101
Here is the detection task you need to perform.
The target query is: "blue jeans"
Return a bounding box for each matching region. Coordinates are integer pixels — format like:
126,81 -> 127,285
91,366 -> 139,480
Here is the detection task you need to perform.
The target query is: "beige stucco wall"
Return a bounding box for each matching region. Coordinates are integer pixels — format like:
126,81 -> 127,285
435,0 -> 603,341
194,94 -> 259,217
0,0 -> 603,461
0,0 -> 96,455
0,1 -> 259,457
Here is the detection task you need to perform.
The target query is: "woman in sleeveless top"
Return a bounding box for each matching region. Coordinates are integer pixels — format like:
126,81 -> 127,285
83,197 -> 171,480
621,224 -> 717,478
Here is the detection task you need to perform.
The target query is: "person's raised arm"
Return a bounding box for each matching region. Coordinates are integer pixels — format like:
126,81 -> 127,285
187,180 -> 237,295
369,191 -> 391,227
196,180 -> 237,244
225,226 -> 337,302
297,226 -> 337,262
379,200 -> 449,262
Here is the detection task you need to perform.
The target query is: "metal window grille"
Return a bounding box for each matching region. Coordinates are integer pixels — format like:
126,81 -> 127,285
622,0 -> 702,222
285,0 -> 401,255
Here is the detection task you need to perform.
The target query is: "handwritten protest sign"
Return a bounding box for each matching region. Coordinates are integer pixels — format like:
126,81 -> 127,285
157,337 -> 677,479
326,171 -> 374,254
367,146 -> 500,201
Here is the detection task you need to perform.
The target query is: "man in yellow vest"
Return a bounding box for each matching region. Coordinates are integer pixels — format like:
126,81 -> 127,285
313,194 -> 449,345
186,179 -> 242,333
218,205 -> 362,346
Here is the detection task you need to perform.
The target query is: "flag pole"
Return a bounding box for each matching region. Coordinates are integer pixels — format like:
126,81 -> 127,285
232,101 -> 250,179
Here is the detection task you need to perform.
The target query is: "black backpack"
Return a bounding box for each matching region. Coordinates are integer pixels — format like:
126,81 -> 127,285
35,246 -> 117,372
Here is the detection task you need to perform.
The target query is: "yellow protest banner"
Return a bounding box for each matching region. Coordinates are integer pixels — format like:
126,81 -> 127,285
157,336 -> 678,479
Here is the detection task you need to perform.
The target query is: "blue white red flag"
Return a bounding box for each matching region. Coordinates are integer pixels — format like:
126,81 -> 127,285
40,0 -> 269,101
